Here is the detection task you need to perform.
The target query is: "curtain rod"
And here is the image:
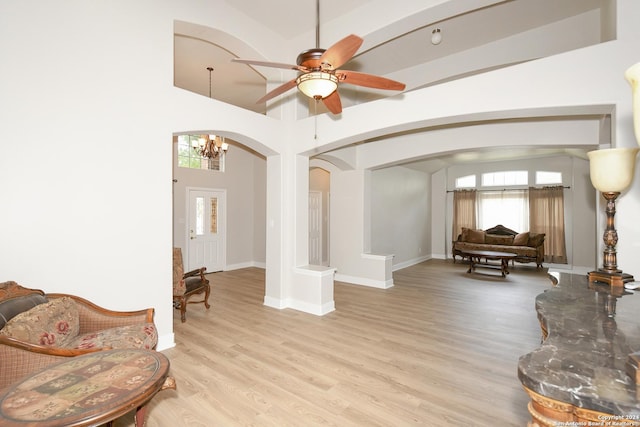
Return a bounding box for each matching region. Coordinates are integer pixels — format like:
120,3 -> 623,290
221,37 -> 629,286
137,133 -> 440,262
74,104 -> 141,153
446,186 -> 570,193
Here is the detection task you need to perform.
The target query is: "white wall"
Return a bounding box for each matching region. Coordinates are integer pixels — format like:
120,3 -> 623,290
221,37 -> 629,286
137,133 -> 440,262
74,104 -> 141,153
371,166 -> 431,269
253,157 -> 267,265
172,141 -> 266,270
431,169 -> 448,259
0,1 -> 177,349
570,157 -> 597,273
331,170 -> 393,288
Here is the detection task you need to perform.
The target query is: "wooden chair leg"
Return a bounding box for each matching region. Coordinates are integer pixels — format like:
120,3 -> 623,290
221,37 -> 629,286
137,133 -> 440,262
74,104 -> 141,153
179,296 -> 187,323
204,284 -> 211,309
134,405 -> 148,427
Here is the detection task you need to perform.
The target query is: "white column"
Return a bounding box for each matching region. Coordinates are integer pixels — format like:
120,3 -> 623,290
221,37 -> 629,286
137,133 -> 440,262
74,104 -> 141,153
264,151 -> 336,315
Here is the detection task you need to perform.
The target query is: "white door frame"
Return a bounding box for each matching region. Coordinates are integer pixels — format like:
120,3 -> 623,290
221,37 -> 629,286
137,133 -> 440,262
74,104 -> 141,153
185,186 -> 226,272
309,191 -> 323,265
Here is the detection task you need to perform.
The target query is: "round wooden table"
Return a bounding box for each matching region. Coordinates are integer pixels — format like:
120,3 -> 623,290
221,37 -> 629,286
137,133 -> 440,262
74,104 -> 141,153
0,348 -> 173,427
459,249 -> 518,277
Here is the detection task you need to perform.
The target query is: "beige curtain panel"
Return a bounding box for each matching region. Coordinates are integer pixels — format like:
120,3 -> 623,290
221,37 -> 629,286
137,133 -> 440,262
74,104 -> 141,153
529,186 -> 567,264
452,189 -> 477,240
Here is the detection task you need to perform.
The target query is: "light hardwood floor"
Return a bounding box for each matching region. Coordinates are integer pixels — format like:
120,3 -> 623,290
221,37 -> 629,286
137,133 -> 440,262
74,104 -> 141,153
115,259 -> 550,426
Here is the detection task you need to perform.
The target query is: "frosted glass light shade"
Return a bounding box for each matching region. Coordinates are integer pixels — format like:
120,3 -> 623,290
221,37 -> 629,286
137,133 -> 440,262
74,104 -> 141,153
588,147 -> 639,192
296,72 -> 338,99
625,63 -> 640,147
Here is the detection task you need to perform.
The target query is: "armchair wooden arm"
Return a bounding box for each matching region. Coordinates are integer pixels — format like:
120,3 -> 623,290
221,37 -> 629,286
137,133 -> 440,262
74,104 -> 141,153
183,267 -> 207,280
0,334 -> 104,357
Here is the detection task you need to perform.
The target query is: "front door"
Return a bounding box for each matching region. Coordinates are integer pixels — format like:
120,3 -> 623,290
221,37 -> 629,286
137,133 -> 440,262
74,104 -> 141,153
187,188 -> 225,272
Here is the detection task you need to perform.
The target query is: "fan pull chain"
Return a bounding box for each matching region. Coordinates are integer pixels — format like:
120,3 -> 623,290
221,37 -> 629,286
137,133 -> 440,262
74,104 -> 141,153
314,100 -> 318,139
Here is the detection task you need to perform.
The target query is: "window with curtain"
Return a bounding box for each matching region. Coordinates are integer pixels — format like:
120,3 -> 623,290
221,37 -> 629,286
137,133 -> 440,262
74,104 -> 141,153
529,186 -> 567,263
477,190 -> 529,232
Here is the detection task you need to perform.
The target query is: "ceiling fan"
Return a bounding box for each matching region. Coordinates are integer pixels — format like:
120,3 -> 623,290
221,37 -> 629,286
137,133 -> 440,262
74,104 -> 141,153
231,1 -> 405,114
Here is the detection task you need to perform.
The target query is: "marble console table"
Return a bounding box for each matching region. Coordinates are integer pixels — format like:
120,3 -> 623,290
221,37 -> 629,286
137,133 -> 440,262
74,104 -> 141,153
518,272 -> 640,426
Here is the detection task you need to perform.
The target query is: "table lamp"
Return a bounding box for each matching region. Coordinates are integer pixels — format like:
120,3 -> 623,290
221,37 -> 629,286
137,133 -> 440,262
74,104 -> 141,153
587,147 -> 639,286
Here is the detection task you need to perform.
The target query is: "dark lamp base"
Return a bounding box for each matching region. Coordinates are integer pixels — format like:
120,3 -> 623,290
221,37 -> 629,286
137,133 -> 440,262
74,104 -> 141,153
588,269 -> 635,287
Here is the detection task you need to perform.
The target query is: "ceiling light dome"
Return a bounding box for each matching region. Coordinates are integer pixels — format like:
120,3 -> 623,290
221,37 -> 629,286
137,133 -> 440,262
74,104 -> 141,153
296,71 -> 338,99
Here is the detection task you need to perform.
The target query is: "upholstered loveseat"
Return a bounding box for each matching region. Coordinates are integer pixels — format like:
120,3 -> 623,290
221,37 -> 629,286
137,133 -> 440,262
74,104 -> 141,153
0,281 -> 158,390
452,224 -> 545,268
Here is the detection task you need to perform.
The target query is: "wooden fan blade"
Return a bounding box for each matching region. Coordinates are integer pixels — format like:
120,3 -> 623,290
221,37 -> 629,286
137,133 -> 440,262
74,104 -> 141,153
319,34 -> 363,70
232,58 -> 308,72
337,70 -> 405,91
322,91 -> 342,114
256,79 -> 298,104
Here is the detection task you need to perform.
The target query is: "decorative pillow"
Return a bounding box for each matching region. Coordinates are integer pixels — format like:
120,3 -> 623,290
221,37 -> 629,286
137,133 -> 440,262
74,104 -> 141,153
466,229 -> 485,244
528,233 -> 545,247
513,232 -> 530,246
0,293 -> 48,330
0,297 -> 79,347
69,323 -> 158,350
485,234 -> 514,245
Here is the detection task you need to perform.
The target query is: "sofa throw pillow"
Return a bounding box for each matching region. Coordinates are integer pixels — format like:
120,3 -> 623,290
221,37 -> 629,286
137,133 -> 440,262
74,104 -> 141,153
466,229 -> 485,244
528,233 -> 545,247
0,291 -> 48,329
513,232 -> 530,246
69,322 -> 158,351
485,234 -> 514,245
0,297 -> 80,347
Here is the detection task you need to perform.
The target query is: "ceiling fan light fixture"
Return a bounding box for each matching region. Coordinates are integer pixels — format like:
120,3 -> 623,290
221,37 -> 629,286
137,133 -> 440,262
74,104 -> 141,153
296,71 -> 338,99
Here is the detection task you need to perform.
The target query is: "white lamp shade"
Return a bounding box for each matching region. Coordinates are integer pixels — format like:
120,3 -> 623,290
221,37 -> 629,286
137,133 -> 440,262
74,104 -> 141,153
588,147 -> 639,192
296,72 -> 338,99
625,62 -> 640,147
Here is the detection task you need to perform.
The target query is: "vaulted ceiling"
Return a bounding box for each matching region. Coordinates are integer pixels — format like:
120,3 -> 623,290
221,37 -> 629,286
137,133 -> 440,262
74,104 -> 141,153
174,0 -> 614,171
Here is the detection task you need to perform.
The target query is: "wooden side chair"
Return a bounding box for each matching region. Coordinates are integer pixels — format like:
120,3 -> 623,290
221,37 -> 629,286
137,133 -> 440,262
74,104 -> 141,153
172,248 -> 211,322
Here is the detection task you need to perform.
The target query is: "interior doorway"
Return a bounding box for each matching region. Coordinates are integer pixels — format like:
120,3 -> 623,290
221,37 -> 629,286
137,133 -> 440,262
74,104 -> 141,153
309,167 -> 330,266
309,191 -> 322,265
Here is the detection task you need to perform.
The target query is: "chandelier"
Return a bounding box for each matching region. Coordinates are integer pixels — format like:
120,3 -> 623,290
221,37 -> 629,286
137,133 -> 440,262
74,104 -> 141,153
192,134 -> 228,159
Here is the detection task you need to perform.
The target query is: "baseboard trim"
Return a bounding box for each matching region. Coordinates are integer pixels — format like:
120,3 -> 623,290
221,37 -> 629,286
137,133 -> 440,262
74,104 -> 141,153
224,261 -> 266,271
334,273 -> 394,289
289,300 -> 335,316
393,255 -> 432,271
263,296 -> 335,316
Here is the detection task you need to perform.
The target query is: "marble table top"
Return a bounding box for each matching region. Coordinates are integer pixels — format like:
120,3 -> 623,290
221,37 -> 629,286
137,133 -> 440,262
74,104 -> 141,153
518,272 -> 640,415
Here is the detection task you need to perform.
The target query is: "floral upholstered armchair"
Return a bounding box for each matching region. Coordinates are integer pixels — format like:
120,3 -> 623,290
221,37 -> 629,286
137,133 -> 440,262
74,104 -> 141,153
0,281 -> 157,390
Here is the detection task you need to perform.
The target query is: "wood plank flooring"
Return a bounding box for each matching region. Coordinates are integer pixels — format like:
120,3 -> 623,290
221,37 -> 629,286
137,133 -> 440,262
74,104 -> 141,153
114,259 -> 550,426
